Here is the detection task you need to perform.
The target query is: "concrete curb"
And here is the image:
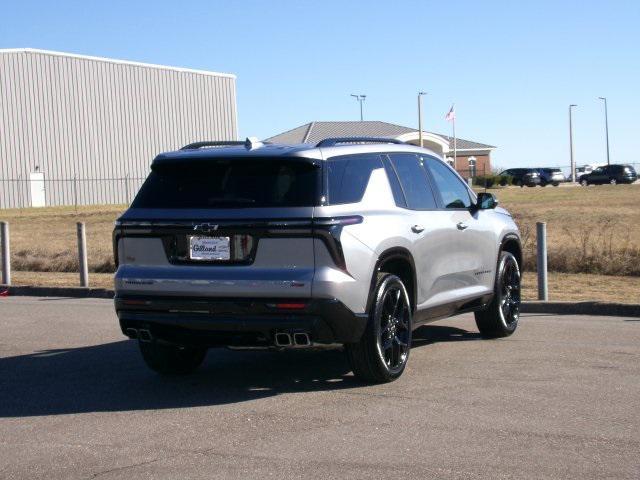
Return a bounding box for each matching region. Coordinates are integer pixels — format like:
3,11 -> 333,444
521,301 -> 640,318
1,285 -> 639,317
0,285 -> 114,299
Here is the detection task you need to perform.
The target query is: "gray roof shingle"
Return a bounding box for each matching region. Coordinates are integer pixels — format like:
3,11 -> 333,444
265,121 -> 495,150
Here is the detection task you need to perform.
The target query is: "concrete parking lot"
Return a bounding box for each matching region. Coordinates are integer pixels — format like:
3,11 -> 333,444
1,297 -> 639,479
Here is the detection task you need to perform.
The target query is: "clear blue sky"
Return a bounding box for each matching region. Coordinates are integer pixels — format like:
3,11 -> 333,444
2,0 -> 639,169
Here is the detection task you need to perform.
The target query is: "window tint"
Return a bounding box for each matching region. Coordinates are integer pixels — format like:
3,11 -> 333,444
425,159 -> 472,209
132,159 -> 319,209
388,153 -> 437,209
327,154 -> 383,205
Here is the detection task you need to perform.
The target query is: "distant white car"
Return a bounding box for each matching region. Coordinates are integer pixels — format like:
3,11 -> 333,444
569,165 -> 594,182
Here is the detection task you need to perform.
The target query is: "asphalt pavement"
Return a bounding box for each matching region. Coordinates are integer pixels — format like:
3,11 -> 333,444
1,296 -> 639,479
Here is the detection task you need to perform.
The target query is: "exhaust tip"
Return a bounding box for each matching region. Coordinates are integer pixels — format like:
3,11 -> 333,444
125,328 -> 138,339
274,332 -> 292,347
138,329 -> 152,342
293,333 -> 311,346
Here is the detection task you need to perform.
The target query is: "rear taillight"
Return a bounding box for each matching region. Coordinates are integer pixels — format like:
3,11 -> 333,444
313,216 -> 363,271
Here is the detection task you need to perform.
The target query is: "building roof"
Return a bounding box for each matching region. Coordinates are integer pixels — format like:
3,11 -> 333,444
0,48 -> 236,79
265,121 -> 495,150
433,133 -> 496,151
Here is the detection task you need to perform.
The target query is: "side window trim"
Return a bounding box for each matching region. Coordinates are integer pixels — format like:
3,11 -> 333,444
381,154 -> 408,208
419,155 -> 445,210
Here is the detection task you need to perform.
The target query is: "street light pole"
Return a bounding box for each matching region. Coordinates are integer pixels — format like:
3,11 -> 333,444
598,97 -> 610,165
417,92 -> 427,148
350,94 -> 366,121
569,104 -> 577,183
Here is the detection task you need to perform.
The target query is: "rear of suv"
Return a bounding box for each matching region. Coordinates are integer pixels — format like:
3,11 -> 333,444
580,164 -> 637,185
114,137 -> 522,383
537,168 -> 565,186
498,168 -> 540,187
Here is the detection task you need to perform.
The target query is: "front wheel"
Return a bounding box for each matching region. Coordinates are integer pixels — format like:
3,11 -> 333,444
580,178 -> 588,187
475,251 -> 521,338
346,274 -> 412,383
610,178 -> 617,185
139,340 -> 207,375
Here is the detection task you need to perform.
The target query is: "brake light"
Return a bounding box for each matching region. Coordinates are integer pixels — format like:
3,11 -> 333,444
312,216 -> 363,271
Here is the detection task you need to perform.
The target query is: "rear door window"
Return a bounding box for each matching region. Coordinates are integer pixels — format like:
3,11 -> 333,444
326,154 -> 383,205
132,159 -> 320,209
387,153 -> 438,209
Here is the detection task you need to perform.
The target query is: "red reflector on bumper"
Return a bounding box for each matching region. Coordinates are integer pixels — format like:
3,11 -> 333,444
274,303 -> 307,310
123,299 -> 149,306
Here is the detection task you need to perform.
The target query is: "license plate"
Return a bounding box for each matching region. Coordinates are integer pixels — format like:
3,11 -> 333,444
189,236 -> 230,261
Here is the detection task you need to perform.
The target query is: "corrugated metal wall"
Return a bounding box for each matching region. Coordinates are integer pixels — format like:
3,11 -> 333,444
0,49 -> 238,208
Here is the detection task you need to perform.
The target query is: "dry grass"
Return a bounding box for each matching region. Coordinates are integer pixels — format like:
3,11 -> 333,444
0,204 -> 124,273
0,184 -> 639,280
520,271 -> 640,303
8,271 -> 640,304
487,184 -> 640,276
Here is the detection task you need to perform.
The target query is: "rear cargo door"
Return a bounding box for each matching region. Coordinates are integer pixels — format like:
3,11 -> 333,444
114,158 -> 321,298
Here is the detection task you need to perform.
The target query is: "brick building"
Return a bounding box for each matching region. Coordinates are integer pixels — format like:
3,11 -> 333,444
265,121 -> 495,178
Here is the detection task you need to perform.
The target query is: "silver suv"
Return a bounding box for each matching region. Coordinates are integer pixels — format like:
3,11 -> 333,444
114,137 -> 522,383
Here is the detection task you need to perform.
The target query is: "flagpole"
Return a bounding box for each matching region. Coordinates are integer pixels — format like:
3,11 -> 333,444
453,116 -> 457,171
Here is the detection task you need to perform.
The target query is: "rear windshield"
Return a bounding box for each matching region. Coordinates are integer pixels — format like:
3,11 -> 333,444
131,159 -> 320,209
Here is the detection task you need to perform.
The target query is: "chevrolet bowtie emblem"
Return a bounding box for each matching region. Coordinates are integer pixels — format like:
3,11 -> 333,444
193,223 -> 219,233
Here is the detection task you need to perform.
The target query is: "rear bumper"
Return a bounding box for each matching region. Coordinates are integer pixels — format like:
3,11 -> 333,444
115,295 -> 368,347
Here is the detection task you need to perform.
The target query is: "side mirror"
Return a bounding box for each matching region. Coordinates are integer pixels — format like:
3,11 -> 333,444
476,192 -> 499,210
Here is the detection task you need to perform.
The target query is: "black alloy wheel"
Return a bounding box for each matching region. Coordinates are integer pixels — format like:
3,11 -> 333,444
346,274 -> 412,383
475,251 -> 521,338
377,282 -> 411,374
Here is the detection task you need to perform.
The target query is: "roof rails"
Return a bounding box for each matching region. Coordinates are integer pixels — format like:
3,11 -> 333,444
316,137 -> 406,148
180,137 -> 265,151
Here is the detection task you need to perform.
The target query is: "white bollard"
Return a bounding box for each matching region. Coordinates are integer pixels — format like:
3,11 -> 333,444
1,221 -> 10,285
77,222 -> 89,287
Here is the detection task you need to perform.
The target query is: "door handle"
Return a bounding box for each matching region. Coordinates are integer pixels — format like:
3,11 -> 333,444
411,225 -> 425,233
456,222 -> 468,231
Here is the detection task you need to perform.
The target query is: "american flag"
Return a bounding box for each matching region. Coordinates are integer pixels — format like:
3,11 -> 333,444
445,104 -> 455,122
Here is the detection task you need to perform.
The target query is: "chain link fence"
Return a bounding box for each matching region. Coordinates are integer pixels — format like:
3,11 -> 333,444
0,176 -> 146,210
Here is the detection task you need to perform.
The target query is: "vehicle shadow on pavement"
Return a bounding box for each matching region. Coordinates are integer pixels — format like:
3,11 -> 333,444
412,325 -> 482,346
0,325 -> 477,418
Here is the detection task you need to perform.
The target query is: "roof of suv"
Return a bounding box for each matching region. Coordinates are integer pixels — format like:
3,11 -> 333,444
152,139 -> 442,167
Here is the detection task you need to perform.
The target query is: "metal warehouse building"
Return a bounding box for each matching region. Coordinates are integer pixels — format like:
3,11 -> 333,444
0,49 -> 238,209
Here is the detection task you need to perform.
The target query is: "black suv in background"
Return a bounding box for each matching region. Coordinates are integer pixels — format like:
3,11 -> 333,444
580,164 -> 637,186
498,168 -> 540,187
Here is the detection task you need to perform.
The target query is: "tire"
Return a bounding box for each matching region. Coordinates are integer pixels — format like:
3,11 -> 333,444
580,178 -> 588,187
345,274 -> 412,383
139,340 -> 207,375
552,182 -> 559,187
475,251 -> 521,338
610,178 -> 617,185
